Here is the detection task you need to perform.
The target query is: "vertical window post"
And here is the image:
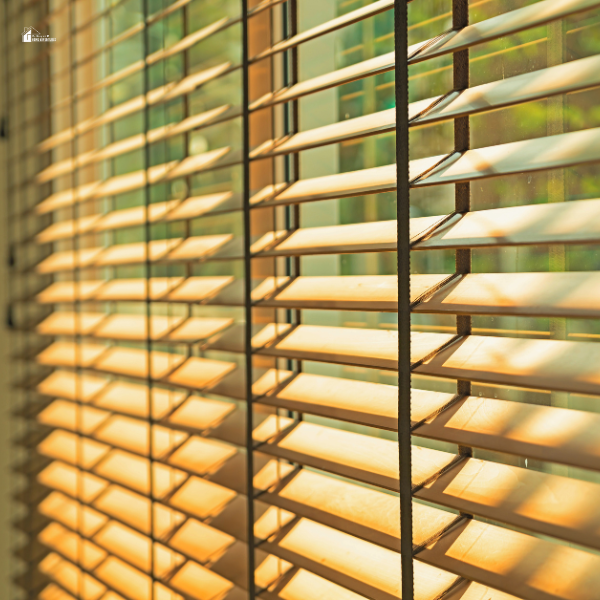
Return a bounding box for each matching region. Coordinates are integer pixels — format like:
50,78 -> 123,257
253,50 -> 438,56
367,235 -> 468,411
395,1 -> 413,599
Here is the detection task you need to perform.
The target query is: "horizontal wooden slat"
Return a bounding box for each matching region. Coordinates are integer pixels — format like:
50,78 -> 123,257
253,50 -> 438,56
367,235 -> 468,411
261,419 -> 600,550
414,127 -> 600,188
92,381 -> 187,420
259,568 -> 373,600
259,468 -> 455,551
147,17 -> 238,65
414,198 -> 600,249
93,417 -> 188,459
259,421 -> 456,491
415,334 -> 600,395
39,521 -> 107,570
39,553 -> 106,600
36,312 -> 106,336
254,467 -> 600,600
38,413 -> 600,598
415,272 -> 600,319
47,18 -> 238,115
94,451 -> 187,499
253,199 -> 600,256
36,106 -> 240,183
92,521 -> 184,577
35,248 -> 104,274
416,395 -> 600,473
416,455 -> 600,552
38,461 -> 109,503
35,278 -> 185,303
36,370 -> 109,401
251,0 -> 394,62
413,54 -> 600,127
257,274 -> 450,311
252,215 -> 449,256
421,517 -> 600,600
34,214 -> 103,242
91,485 -> 186,537
35,148 -> 238,214
35,192 -> 236,244
38,583 -> 79,600
37,63 -> 235,153
250,51 -> 394,110
260,517 -> 460,600
250,155 -> 442,209
250,108 -> 396,159
255,325 -> 455,370
253,52 -> 600,160
408,0 -> 600,65
38,401 -> 110,435
92,555 -> 194,600
259,372 -> 454,430
39,492 -> 108,537
35,311 -> 234,342
35,280 -> 107,303
34,342 -> 237,389
36,341 -> 109,368
168,317 -> 234,342
34,235 -> 243,273
442,582 -> 521,600
38,430 -> 110,469
91,314 -> 184,341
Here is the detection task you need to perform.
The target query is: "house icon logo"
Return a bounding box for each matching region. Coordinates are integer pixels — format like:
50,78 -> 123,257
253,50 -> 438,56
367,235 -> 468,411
22,26 -> 55,42
22,26 -> 41,42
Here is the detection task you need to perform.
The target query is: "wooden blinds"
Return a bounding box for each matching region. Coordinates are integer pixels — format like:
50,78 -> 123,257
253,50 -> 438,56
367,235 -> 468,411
5,0 -> 600,599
